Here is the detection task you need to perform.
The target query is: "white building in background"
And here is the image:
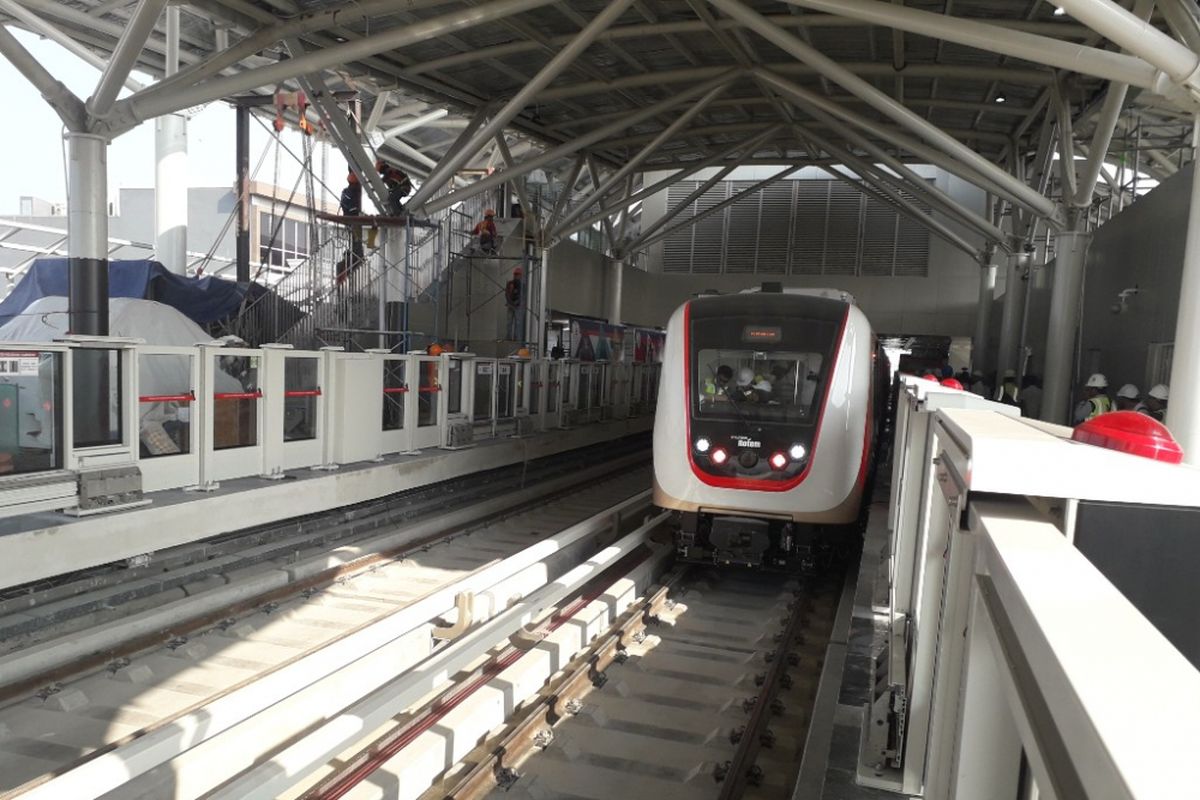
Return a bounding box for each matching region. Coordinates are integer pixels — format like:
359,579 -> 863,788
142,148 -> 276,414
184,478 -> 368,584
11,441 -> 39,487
0,182 -> 339,294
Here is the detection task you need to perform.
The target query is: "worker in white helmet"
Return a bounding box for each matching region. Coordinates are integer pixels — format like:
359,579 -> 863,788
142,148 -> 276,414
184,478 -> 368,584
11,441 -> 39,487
1073,373 -> 1113,424
1145,384 -> 1169,422
734,367 -> 759,403
1115,384 -> 1144,413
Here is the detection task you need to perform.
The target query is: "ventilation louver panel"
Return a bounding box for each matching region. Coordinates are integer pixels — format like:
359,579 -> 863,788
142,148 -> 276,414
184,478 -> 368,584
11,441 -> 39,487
655,178 -> 929,277
792,180 -> 828,275
690,183 -> 728,274
724,181 -> 761,274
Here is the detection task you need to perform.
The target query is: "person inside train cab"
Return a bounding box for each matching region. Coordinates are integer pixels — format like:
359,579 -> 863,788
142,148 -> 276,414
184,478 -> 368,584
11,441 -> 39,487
770,363 -> 797,404
702,365 -> 733,404
1074,373 -> 1113,424
734,367 -> 761,403
1145,384 -> 1169,421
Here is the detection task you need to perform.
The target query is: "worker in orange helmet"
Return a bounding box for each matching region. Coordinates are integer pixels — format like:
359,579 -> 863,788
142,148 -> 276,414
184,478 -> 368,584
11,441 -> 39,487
505,266 -> 524,341
473,208 -> 499,255
336,170 -> 364,292
375,159 -> 413,215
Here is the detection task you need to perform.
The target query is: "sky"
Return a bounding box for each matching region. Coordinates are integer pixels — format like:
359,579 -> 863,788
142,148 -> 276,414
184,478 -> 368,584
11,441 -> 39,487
0,28 -> 339,215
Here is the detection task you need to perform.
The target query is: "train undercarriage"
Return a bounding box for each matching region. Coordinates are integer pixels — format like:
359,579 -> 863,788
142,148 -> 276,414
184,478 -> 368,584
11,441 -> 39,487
672,510 -> 862,572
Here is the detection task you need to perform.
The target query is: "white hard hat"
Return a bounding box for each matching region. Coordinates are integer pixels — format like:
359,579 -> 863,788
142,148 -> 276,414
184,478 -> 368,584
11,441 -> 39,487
753,379 -> 772,393
1003,369 -> 1016,378
1085,373 -> 1108,389
1149,383 -> 1169,401
737,368 -> 754,386
1116,383 -> 1139,400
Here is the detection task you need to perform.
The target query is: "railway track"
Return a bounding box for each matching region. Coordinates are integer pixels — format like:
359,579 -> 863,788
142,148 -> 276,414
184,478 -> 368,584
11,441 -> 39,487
292,562 -> 842,800
0,444 -> 654,799
452,569 -> 841,800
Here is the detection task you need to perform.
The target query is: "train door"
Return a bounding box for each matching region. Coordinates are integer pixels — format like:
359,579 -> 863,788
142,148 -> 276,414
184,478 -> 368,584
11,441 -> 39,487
495,359 -> 517,436
405,354 -> 443,452
473,359 -> 496,439
440,353 -> 474,449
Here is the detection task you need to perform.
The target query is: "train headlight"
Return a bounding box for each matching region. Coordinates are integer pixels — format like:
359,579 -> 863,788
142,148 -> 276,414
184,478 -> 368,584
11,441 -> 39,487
769,451 -> 788,470
789,444 -> 807,461
694,437 -> 711,453
710,447 -> 729,465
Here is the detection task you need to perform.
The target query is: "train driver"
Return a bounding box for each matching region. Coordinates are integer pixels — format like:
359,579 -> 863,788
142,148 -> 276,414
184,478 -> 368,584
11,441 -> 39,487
701,364 -> 734,404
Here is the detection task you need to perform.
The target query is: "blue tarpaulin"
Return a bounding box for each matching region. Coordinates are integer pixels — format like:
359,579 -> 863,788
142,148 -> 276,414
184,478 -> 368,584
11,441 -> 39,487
0,259 -> 248,328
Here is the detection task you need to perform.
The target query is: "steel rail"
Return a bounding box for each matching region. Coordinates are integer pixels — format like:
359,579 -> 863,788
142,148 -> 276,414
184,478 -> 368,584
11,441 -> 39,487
717,580 -> 812,799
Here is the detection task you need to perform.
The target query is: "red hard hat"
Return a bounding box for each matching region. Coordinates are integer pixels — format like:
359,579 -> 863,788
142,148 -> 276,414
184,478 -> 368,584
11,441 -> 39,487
922,373 -> 939,381
347,172 -> 358,185
513,266 -> 523,276
940,378 -> 964,390
484,208 -> 496,217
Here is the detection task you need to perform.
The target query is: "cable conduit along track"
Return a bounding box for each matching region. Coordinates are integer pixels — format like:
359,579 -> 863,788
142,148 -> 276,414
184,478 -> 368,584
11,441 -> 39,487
0,452 -> 652,799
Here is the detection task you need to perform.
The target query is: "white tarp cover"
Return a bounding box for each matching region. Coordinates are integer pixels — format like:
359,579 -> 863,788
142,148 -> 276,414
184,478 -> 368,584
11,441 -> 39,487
0,297 -> 242,453
0,295 -> 212,345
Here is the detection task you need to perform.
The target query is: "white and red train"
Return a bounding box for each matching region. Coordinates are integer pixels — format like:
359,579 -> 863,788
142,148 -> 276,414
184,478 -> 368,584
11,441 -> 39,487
652,285 -> 888,569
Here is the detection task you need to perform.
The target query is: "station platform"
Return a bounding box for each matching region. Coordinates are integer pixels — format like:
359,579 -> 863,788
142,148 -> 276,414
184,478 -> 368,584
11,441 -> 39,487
794,378 -> 1200,800
0,416 -> 650,593
794,496 -> 892,800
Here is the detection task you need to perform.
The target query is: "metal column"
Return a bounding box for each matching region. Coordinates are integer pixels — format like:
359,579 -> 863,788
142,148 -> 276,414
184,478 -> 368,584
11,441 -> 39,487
155,4 -> 187,274
235,104 -> 251,283
67,133 -> 109,335
538,247 -> 550,356
972,261 -> 997,373
607,258 -> 624,326
1041,228 -> 1091,423
1166,147 -> 1200,462
994,250 -> 1030,384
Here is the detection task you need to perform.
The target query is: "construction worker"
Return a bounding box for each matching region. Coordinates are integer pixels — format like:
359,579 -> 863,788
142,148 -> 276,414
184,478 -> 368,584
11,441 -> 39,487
1020,375 -> 1043,418
337,171 -> 364,289
1145,384 -> 1169,422
376,159 -> 413,215
997,369 -> 1019,406
505,267 -> 523,340
1115,384 -> 1143,412
474,209 -> 499,254
969,371 -> 990,399
1073,373 -> 1113,424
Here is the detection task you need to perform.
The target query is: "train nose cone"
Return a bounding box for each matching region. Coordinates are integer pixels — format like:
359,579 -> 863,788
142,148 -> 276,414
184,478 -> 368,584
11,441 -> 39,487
738,450 -> 758,469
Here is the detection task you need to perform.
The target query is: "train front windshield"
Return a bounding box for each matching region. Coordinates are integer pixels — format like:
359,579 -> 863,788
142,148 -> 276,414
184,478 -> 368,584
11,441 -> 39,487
691,317 -> 840,425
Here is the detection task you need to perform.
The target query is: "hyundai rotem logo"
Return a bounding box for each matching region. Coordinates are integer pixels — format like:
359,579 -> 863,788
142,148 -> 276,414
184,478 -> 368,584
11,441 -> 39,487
734,437 -> 761,449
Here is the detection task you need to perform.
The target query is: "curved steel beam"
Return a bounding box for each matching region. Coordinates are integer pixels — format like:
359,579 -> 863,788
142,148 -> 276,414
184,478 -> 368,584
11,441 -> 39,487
710,0 -> 1062,225
406,0 -> 637,211
104,0 -> 561,131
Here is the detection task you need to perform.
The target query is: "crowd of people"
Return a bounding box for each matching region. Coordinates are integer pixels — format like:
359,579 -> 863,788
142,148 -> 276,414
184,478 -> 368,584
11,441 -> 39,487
1076,375 -> 1168,423
934,364 -> 1168,424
